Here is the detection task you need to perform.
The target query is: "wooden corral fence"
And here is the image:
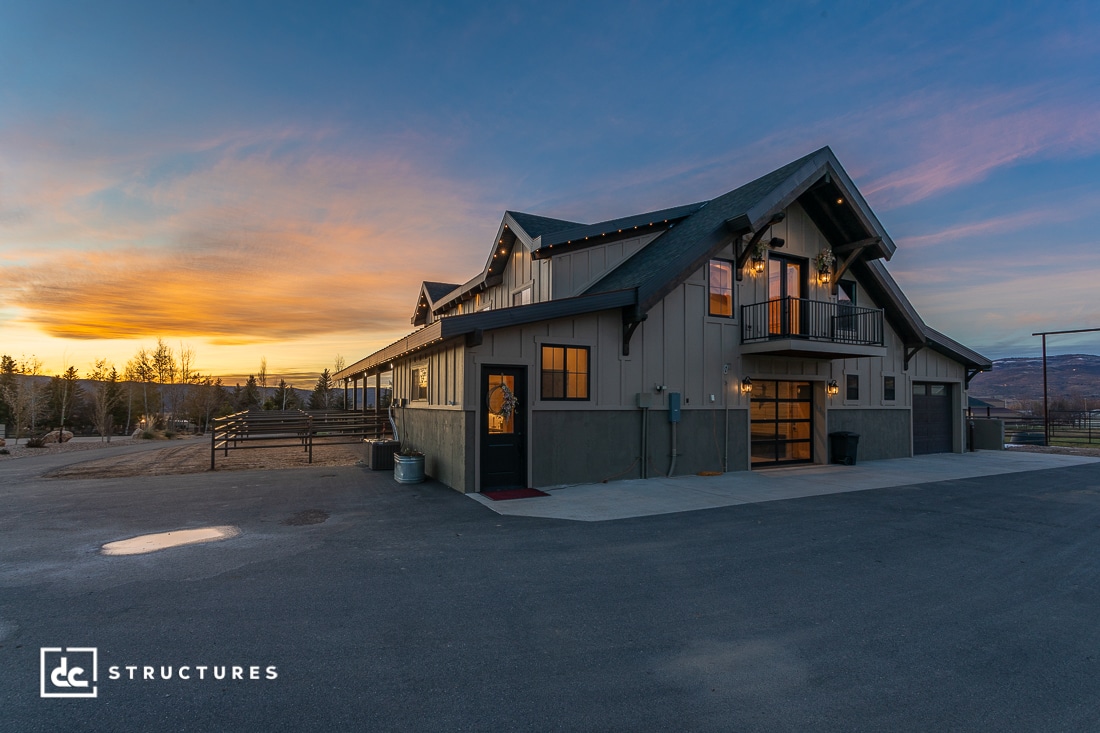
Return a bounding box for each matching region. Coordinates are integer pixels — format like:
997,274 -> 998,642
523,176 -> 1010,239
210,409 -> 394,469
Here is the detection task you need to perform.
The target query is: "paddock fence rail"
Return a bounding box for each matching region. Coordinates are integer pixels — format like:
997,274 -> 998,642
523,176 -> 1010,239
210,409 -> 394,469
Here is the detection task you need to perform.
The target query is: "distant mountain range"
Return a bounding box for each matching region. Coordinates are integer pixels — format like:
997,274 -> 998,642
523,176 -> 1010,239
969,354 -> 1100,404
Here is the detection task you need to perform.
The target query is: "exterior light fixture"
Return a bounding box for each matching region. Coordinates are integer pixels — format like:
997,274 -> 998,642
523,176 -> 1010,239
827,380 -> 839,397
740,377 -> 753,395
836,197 -> 844,205
818,268 -> 831,285
751,254 -> 765,274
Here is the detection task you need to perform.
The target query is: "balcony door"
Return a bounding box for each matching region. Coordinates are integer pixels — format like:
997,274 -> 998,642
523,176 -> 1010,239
768,255 -> 806,336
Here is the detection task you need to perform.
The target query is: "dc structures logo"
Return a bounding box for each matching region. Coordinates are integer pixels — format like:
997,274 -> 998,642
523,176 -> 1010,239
40,647 -> 98,698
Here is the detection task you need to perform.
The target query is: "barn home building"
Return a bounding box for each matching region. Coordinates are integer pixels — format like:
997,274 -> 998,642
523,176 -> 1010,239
335,147 -> 991,493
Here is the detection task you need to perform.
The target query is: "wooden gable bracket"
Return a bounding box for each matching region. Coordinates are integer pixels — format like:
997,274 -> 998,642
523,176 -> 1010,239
829,237 -> 881,295
904,343 -> 925,371
731,212 -> 784,282
621,305 -> 648,356
965,368 -> 983,389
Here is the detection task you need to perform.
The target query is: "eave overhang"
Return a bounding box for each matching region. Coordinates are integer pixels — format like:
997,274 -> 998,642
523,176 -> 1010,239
337,289 -> 638,381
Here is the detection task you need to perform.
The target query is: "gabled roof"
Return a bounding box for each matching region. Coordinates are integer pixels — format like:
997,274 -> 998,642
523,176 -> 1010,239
505,211 -> 583,240
411,280 -> 461,325
585,146 -> 896,311
346,146 -> 989,381
530,202 -> 707,258
429,204 -> 701,316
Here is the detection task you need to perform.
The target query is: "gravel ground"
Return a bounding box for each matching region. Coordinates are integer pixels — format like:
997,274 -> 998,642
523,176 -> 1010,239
43,439 -> 362,478
0,436 -> 140,461
1,433 -> 362,476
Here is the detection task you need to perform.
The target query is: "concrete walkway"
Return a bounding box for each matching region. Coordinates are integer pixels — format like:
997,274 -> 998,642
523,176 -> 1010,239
468,450 -> 1100,522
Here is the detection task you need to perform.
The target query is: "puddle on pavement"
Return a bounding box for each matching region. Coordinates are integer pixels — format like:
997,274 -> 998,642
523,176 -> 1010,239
101,526 -> 241,556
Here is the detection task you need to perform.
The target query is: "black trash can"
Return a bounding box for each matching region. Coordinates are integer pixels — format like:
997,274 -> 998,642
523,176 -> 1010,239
829,431 -> 860,465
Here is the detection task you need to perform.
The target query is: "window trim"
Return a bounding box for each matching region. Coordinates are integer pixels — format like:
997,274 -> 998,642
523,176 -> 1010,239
707,259 -> 736,318
540,344 -> 591,401
410,364 -> 429,402
845,373 -> 859,402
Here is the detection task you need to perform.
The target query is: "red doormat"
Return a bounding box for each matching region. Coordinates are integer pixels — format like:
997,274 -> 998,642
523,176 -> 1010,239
482,488 -> 550,501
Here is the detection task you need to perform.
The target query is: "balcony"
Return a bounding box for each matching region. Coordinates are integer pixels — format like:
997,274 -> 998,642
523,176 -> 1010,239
741,297 -> 887,359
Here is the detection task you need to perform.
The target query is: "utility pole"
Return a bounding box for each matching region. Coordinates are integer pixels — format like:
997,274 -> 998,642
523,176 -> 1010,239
1032,327 -> 1100,449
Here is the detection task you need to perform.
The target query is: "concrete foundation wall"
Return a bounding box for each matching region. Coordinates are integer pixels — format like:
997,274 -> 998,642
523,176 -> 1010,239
531,408 -> 749,487
826,409 -> 912,461
397,408 -> 474,492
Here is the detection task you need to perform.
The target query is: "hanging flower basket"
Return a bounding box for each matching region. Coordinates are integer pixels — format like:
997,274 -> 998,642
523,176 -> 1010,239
813,248 -> 836,274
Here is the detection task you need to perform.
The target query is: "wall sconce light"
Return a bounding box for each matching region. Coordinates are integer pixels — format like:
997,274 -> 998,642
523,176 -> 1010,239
827,380 -> 839,397
818,268 -> 832,286
751,254 -> 765,274
741,377 -> 753,395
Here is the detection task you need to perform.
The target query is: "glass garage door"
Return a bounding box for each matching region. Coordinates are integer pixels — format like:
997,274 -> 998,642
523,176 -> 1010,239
751,380 -> 813,466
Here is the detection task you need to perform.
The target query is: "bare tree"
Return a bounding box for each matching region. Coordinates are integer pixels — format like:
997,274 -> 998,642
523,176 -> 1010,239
152,338 -> 178,428
258,357 -> 268,405
333,356 -> 346,408
52,365 -> 80,442
125,348 -> 156,432
1,357 -> 48,445
89,360 -> 121,442
23,356 -> 46,436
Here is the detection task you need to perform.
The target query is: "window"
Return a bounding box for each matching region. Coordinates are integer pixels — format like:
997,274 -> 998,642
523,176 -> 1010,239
541,345 -> 589,400
708,260 -> 734,317
846,374 -> 859,401
411,366 -> 428,401
883,375 -> 896,401
512,286 -> 532,307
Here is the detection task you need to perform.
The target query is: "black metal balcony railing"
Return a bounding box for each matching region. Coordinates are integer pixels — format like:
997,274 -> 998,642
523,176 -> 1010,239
741,297 -> 884,346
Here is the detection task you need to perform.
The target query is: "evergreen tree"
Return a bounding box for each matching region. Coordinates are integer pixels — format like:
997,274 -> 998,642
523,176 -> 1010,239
240,375 -> 261,409
309,369 -> 336,409
270,379 -> 300,411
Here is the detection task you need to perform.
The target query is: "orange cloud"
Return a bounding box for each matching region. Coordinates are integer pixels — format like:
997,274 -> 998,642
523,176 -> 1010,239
0,129 -> 500,350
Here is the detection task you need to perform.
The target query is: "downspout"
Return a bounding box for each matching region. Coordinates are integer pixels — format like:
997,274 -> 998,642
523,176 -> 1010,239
640,406 -> 649,479
388,403 -> 400,443
667,421 -> 678,478
723,377 -> 729,472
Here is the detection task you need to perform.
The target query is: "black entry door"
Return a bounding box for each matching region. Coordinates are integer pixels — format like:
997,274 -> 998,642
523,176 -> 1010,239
480,366 -> 527,491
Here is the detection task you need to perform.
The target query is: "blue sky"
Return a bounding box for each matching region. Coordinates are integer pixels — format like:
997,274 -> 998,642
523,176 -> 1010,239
1,1 -> 1098,380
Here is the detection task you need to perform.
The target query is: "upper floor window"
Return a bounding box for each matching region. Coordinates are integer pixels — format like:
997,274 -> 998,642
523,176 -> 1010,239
708,260 -> 735,317
513,286 -> 532,307
541,345 -> 589,400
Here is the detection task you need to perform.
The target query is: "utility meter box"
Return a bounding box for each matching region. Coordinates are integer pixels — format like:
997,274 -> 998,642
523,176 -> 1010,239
636,393 -> 654,408
668,392 -> 682,422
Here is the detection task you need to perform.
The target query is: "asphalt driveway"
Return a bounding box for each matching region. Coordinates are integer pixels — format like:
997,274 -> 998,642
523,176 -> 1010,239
3,450 -> 1100,731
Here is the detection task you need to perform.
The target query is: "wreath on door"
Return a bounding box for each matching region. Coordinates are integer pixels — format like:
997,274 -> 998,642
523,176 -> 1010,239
486,380 -> 518,420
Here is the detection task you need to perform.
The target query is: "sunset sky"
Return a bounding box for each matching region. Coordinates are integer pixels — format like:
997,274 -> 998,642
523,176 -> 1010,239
2,1 -> 1099,383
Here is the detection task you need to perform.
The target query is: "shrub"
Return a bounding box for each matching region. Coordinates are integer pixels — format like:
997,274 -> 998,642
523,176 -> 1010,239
164,430 -> 177,439
25,437 -> 47,448
0,448 -> 9,455
141,431 -> 155,440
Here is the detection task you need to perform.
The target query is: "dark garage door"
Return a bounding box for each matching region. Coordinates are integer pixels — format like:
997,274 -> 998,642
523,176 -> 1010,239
913,383 -> 953,454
